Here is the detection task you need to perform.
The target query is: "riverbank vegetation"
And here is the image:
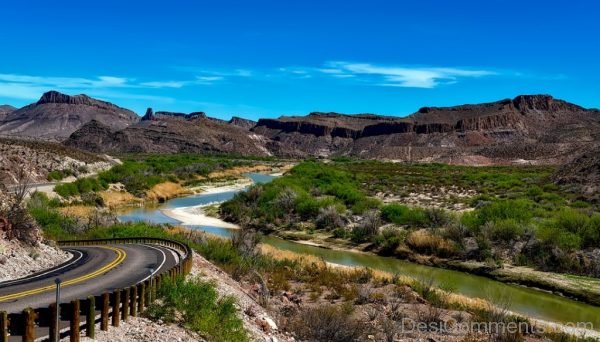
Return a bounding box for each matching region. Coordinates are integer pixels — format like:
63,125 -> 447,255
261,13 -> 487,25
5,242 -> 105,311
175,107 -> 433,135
49,154 -> 281,206
221,161 -> 600,280
28,194 -> 594,341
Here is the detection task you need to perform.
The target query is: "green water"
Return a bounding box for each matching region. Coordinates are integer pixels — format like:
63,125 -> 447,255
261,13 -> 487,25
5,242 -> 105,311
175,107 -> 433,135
117,172 -> 600,329
263,236 -> 600,328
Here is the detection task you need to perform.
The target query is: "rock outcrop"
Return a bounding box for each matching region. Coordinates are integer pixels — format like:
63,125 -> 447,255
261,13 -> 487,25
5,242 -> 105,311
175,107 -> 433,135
254,95 -> 599,163
0,91 -> 139,140
229,116 -> 257,130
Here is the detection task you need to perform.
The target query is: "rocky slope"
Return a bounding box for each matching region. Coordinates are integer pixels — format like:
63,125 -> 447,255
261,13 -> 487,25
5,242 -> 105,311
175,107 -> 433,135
254,95 -> 599,164
0,104 -> 15,121
0,91 -> 139,139
0,136 -> 109,185
64,109 -> 271,156
553,146 -> 600,200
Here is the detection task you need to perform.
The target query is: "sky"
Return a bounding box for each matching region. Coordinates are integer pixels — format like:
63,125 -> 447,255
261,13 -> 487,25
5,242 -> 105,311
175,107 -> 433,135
1,0 -> 599,120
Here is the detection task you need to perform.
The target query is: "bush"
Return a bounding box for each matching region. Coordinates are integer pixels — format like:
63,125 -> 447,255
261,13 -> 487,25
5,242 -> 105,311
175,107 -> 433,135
381,204 -> 429,227
374,227 -> 407,255
285,304 -> 361,342
551,208 -> 589,234
147,276 -> 247,341
461,199 -> 533,233
424,208 -> 453,228
580,214 -> 600,248
54,177 -> 107,198
537,225 -> 581,251
483,219 -> 526,242
315,205 -> 345,230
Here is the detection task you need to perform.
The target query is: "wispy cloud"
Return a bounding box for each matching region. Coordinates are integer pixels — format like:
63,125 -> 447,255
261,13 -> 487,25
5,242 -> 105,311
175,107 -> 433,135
321,62 -> 496,88
0,71 -> 230,102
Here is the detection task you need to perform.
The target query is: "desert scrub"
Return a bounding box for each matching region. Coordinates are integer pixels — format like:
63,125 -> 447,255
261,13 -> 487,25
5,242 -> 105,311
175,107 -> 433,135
146,276 -> 247,341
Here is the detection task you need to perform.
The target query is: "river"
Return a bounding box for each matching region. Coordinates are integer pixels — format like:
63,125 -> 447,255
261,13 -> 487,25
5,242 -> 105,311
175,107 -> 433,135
118,173 -> 600,329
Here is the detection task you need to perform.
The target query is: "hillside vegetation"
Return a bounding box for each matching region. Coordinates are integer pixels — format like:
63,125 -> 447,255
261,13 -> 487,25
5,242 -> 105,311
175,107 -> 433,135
54,154 -> 276,200
221,161 -> 600,277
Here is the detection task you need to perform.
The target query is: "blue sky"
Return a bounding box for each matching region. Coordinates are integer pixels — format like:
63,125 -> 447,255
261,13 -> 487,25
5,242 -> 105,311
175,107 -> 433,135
1,0 -> 599,120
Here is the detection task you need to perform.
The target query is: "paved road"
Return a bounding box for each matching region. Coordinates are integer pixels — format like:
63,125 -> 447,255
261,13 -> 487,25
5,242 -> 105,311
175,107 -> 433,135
0,243 -> 180,314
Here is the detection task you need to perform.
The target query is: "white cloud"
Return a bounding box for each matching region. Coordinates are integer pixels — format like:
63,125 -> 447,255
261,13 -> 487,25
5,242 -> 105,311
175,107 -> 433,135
196,75 -> 225,82
0,71 -> 227,102
140,81 -> 186,88
322,62 -> 496,88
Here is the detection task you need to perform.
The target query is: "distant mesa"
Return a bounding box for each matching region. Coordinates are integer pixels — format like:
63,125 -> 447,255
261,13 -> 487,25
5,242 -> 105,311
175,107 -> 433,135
141,108 -> 207,121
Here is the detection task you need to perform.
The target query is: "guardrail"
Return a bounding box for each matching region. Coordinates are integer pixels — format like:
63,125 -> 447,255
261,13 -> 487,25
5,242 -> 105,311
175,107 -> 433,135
0,237 -> 193,342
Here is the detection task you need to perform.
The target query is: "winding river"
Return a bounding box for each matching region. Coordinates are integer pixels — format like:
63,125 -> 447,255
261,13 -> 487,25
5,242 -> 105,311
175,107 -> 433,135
118,173 -> 600,329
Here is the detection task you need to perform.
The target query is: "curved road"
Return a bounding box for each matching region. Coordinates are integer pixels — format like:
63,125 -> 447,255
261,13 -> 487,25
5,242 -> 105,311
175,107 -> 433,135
0,243 -> 181,314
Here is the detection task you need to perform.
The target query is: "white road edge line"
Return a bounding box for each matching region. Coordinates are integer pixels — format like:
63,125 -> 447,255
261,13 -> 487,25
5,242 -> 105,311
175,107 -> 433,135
0,250 -> 84,286
139,244 -> 167,282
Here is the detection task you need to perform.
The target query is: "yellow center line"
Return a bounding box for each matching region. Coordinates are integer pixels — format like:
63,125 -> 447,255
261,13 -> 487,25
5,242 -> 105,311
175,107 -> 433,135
0,246 -> 126,302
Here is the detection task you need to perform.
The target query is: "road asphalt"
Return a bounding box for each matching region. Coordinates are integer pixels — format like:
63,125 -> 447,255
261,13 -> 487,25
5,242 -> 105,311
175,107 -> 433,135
0,243 -> 180,314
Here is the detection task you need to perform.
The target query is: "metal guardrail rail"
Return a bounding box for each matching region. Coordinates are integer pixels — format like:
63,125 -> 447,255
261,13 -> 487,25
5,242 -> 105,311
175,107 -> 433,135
0,237 -> 193,342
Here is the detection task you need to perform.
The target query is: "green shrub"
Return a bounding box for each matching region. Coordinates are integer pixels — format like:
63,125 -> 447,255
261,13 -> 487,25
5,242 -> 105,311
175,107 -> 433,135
147,276 -> 247,341
484,219 -> 526,242
537,225 -> 582,251
580,213 -> 600,248
381,204 -> 429,227
551,208 -> 589,234
374,227 -> 407,255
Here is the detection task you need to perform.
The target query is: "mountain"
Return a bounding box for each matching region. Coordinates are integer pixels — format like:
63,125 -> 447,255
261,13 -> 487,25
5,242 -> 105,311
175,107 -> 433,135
253,95 -> 600,164
57,93 -> 600,164
64,110 -> 270,155
0,105 -> 16,121
0,91 -> 139,139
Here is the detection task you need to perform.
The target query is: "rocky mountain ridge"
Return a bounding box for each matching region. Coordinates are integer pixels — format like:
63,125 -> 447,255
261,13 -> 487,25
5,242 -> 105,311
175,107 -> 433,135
0,91 -> 139,139
2,91 -> 598,165
254,95 -> 599,163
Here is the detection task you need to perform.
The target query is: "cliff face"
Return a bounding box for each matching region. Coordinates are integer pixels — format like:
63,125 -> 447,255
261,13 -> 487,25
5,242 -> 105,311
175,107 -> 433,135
229,116 -> 257,130
0,91 -> 139,140
254,95 -> 600,163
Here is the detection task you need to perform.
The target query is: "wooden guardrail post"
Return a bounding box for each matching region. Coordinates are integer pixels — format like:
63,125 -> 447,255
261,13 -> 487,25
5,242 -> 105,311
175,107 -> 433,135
155,274 -> 161,292
100,292 -> 109,331
70,300 -> 80,342
0,311 -> 8,342
111,289 -> 120,327
145,280 -> 151,305
122,287 -> 130,321
130,285 -> 138,317
86,296 -> 95,338
23,308 -> 35,342
49,303 -> 57,342
139,283 -> 145,312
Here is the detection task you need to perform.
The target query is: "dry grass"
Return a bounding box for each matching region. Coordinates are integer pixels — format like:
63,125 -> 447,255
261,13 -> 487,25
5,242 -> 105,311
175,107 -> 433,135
406,229 -> 458,257
99,190 -> 143,208
57,205 -> 95,219
145,182 -> 191,202
207,165 -> 273,179
261,243 -> 492,312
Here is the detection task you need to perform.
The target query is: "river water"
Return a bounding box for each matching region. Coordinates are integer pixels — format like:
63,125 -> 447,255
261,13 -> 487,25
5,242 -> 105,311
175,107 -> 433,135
118,173 -> 600,328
